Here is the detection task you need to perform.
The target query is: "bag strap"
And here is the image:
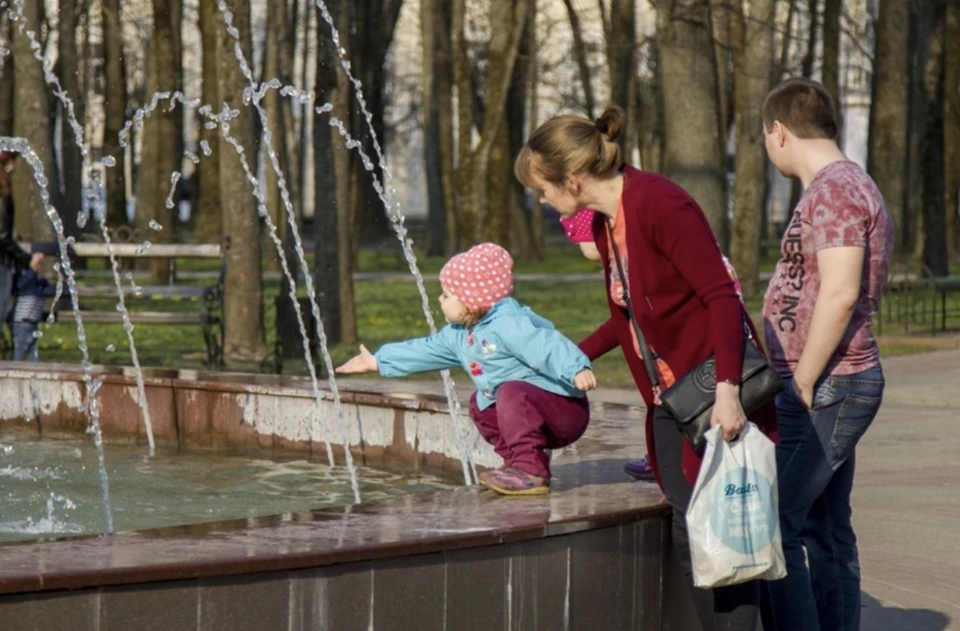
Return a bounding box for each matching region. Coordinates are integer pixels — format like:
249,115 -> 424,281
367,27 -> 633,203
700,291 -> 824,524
605,220 -> 662,396
604,220 -> 755,395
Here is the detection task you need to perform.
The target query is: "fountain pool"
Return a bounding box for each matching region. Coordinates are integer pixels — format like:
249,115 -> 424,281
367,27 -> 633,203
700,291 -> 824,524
0,435 -> 455,543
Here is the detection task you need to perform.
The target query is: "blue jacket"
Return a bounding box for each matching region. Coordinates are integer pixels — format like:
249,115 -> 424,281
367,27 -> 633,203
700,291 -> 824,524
375,297 -> 592,410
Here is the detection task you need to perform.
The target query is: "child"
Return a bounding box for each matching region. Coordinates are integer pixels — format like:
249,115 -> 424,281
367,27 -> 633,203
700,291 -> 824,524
336,243 -> 596,496
561,209 -> 656,482
12,252 -> 49,362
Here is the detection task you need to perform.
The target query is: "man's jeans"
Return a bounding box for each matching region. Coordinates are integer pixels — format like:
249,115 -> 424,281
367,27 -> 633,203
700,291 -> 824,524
12,321 -> 39,361
768,365 -> 884,631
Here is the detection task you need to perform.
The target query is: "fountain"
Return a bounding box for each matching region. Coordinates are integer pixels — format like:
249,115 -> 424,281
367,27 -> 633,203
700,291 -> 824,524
0,1 -> 690,628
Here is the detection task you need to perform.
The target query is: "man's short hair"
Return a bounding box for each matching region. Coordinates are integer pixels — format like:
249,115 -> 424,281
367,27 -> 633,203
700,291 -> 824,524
762,78 -> 839,140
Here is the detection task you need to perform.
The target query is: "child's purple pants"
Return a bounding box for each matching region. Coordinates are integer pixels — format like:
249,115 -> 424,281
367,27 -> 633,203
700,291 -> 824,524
468,381 -> 590,480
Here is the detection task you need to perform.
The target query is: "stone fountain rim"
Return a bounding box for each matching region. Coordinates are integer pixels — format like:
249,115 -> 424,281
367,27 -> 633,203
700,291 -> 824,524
0,363 -> 451,413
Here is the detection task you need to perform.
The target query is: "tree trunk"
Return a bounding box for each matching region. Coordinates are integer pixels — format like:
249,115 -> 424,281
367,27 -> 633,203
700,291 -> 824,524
730,0 -> 776,298
281,0 -> 301,227
421,0 -> 447,256
298,0 -> 313,224
777,0 -> 797,78
58,0 -> 84,239
314,16 -> 343,346
331,0 -> 358,344
101,0 -> 129,229
11,0 -> 58,241
452,0 -> 475,247
868,0 -> 910,254
483,0 -> 523,248
454,0 -> 531,248
135,0 -> 182,283
508,12 -> 537,261
527,3 -> 544,255
821,0 -> 842,122
918,1 -> 948,277
905,2 -> 926,256
800,0 -> 819,78
562,0 -> 595,118
655,0 -> 728,247
944,0 -> 960,261
262,1 -> 290,274
218,0 -> 266,362
710,0 -> 734,140
605,0 -> 638,155
194,0 -> 222,239
637,42 -> 665,173
345,1 -> 404,246
435,0 -> 458,255
0,14 -> 14,137
790,0 -> 821,212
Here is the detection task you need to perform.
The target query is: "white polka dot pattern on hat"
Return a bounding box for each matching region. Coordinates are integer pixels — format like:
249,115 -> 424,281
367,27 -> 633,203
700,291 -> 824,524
439,243 -> 514,311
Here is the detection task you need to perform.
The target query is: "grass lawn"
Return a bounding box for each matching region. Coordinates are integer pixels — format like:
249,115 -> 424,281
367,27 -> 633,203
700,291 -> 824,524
29,268 -> 943,390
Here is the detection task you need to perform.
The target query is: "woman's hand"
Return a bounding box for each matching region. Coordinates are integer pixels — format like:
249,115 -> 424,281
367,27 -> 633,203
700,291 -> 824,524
710,382 -> 746,442
335,344 -> 378,374
574,369 -> 597,391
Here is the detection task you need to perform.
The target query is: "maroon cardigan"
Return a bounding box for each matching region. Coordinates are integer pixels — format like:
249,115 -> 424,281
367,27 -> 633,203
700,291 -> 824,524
579,165 -> 778,487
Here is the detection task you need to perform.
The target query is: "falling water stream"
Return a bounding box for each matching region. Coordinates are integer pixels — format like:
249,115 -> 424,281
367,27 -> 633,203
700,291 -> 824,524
0,0 -> 485,529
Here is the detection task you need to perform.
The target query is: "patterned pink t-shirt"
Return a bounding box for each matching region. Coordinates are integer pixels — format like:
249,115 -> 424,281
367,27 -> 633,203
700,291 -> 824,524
762,161 -> 894,376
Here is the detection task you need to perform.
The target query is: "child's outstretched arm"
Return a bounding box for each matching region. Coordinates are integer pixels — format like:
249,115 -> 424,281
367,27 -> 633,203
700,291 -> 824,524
336,329 -> 461,378
497,317 -> 596,391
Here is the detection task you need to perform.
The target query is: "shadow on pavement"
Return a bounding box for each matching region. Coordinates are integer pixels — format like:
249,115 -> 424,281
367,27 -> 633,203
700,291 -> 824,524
861,592 -> 953,631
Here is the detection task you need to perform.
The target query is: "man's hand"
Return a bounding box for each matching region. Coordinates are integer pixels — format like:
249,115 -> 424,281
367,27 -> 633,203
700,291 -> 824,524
574,369 -> 597,391
335,344 -> 378,374
29,252 -> 43,272
710,382 -> 746,442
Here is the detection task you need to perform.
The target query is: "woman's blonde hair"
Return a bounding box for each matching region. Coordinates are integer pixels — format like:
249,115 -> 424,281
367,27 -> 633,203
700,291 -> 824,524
514,106 -> 625,188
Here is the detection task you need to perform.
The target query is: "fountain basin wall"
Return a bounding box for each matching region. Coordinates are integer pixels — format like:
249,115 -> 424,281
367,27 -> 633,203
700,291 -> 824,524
0,363 -> 700,630
0,364 -> 498,475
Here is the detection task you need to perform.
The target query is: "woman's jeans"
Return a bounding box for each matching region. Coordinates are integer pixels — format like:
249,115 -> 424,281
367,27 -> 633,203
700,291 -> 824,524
653,406 -> 760,631
12,321 -> 39,361
767,365 -> 884,631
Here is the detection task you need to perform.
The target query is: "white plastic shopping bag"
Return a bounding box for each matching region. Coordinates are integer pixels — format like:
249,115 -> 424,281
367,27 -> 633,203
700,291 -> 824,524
686,422 -> 786,588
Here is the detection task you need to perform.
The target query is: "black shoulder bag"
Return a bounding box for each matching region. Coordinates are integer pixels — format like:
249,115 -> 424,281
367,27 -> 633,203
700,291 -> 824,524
605,222 -> 783,453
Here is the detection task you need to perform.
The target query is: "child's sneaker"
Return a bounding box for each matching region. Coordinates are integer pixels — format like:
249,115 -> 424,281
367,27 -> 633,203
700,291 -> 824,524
623,456 -> 655,481
477,465 -> 506,485
483,466 -> 549,496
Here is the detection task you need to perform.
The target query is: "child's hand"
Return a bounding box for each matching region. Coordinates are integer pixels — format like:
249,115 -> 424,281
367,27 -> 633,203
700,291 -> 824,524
29,252 -> 44,272
335,344 -> 378,374
574,369 -> 597,391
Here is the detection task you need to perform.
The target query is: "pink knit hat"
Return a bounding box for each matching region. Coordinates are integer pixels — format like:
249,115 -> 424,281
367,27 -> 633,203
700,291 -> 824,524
439,243 -> 514,311
560,209 -> 597,243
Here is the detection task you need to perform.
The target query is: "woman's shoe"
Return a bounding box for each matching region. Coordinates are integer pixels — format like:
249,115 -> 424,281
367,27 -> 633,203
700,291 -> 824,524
623,456 -> 655,481
483,466 -> 550,496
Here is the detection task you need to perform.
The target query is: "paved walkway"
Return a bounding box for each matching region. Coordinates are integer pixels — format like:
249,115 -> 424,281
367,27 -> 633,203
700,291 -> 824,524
342,348 -> 960,630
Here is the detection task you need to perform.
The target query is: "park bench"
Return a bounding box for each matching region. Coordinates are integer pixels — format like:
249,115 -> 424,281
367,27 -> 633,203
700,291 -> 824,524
48,243 -> 225,367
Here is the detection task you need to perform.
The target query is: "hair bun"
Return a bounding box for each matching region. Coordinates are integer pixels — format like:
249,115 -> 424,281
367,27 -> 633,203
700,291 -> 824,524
594,118 -> 609,135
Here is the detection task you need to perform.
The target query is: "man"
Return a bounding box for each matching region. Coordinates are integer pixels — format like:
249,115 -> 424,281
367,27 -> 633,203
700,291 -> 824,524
761,78 -> 894,630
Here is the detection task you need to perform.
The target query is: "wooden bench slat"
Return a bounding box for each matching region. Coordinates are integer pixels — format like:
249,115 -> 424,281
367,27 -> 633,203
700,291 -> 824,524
21,242 -> 222,258
57,311 -> 210,325
73,285 -> 211,299
70,243 -> 222,258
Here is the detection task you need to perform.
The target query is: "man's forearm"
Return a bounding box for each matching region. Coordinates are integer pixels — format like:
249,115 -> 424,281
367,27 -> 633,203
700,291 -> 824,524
793,297 -> 856,387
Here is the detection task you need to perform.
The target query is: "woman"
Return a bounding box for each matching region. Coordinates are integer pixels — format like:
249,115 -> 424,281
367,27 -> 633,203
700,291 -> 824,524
515,106 -> 778,630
